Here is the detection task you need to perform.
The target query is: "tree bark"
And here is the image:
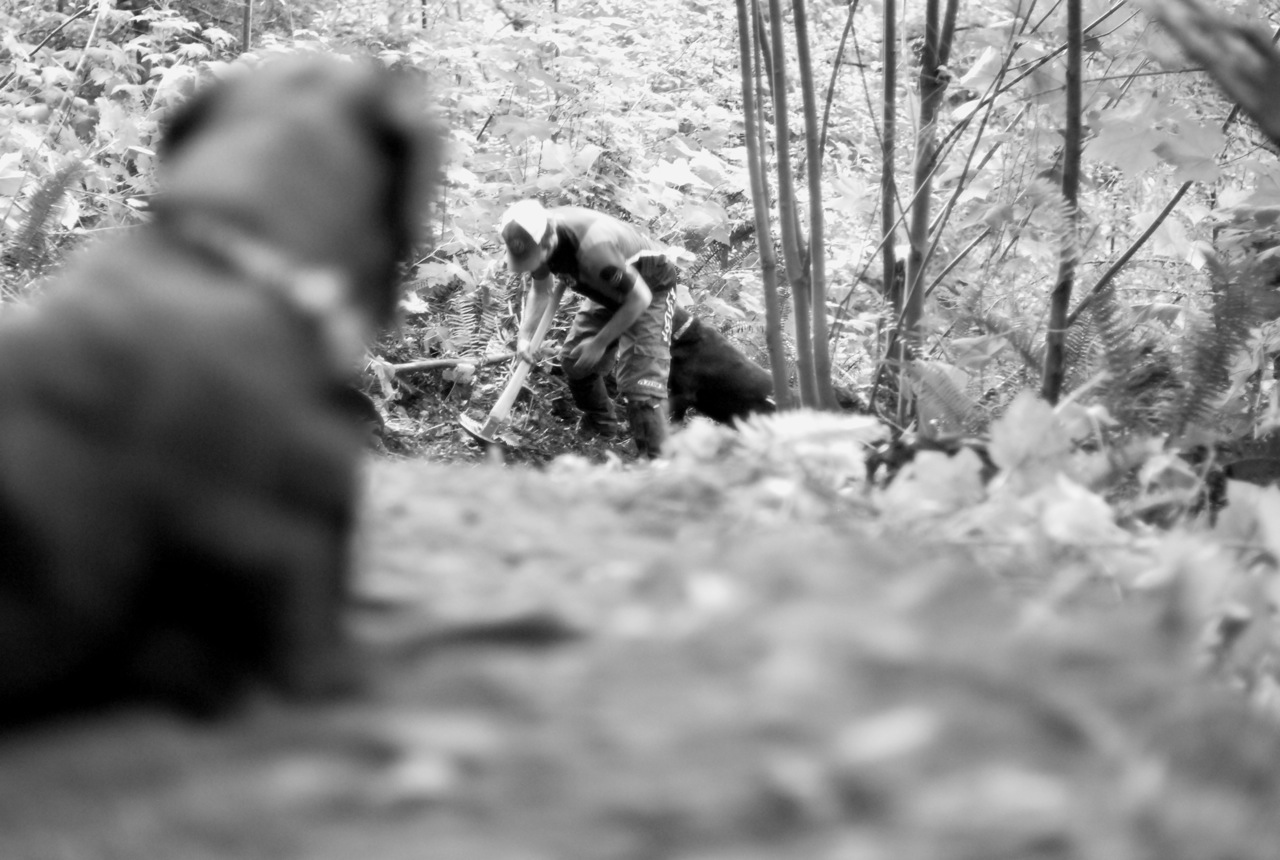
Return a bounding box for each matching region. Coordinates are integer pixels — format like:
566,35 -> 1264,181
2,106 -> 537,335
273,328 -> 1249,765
764,0 -> 818,407
241,0 -> 253,49
881,0 -> 905,426
792,0 -> 836,408
1042,0 -> 1082,404
738,0 -> 793,409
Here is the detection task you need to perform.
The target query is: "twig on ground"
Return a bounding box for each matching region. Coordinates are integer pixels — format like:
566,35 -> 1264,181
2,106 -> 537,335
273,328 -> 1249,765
389,351 -> 516,375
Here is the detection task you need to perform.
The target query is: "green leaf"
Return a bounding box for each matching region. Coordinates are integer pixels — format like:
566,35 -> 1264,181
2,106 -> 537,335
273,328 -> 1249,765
878,449 -> 986,520
0,152 -> 25,196
950,334 -> 1009,371
649,159 -> 710,191
988,392 -> 1072,486
1037,475 -> 1123,545
1153,120 -> 1222,183
958,46 -> 1004,93
491,115 -> 557,143
1085,114 -> 1166,173
202,27 -> 235,45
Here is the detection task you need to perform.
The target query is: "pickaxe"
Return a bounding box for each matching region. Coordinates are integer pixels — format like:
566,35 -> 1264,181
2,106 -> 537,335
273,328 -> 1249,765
458,282 -> 566,445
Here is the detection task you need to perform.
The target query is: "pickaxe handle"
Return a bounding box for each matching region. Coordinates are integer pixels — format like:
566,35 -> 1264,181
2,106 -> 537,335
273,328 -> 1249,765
478,282 -> 566,430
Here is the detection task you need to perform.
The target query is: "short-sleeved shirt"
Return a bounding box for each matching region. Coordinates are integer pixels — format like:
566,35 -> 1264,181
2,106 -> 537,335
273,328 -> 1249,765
532,207 -> 677,309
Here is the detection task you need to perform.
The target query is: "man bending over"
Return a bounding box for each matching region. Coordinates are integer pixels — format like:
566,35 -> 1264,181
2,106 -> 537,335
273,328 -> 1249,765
500,199 -> 678,458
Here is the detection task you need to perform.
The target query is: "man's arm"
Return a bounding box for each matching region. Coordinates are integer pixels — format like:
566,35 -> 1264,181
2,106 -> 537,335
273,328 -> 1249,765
516,273 -> 557,362
567,273 -> 652,374
594,275 -> 651,346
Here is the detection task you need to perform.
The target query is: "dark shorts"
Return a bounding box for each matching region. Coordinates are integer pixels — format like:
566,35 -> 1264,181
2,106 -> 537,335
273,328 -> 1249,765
561,287 -> 676,403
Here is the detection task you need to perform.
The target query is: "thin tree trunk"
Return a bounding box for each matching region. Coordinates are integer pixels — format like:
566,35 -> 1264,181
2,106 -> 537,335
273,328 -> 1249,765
819,0 -> 859,159
792,0 -> 836,408
737,0 -> 793,409
900,0 -> 957,430
937,0 -> 959,67
1042,0 -> 1082,403
241,0 -> 252,49
903,0 -> 939,348
904,0 -> 948,352
764,0 -> 818,407
881,0 -> 906,426
753,3 -> 775,97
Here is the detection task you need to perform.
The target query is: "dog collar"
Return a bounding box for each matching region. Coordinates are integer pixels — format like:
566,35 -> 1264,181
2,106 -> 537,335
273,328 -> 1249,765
671,312 -> 696,343
162,212 -> 370,376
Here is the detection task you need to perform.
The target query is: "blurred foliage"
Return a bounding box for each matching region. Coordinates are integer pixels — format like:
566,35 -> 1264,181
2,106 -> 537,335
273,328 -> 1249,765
9,421 -> 1280,858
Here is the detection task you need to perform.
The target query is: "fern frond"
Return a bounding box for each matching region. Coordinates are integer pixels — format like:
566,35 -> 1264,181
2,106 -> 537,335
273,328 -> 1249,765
1088,283 -> 1144,385
442,285 -> 504,356
905,359 -> 982,435
5,160 -> 84,278
688,240 -> 730,281
1085,285 -> 1185,434
959,308 -> 1041,370
1027,177 -> 1084,268
1061,313 -> 1097,392
1173,257 -> 1268,437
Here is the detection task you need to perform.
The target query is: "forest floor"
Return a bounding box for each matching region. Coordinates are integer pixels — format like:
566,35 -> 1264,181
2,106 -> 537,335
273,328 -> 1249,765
4,411 -> 1280,860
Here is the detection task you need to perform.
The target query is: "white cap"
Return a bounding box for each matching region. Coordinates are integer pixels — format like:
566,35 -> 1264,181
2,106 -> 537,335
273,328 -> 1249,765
499,199 -> 551,272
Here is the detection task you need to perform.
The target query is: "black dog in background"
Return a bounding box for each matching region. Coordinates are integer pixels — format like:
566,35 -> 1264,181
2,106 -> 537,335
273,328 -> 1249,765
668,306 -> 775,424
0,56 -> 437,724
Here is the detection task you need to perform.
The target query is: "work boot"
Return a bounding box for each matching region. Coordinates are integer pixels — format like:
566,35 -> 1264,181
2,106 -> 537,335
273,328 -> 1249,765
626,399 -> 669,459
567,375 -> 619,439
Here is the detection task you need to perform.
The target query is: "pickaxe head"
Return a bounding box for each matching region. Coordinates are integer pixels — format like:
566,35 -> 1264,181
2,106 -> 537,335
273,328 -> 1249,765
459,412 -> 503,446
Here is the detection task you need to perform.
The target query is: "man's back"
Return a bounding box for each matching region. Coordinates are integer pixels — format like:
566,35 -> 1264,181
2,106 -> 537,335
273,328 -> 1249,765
540,207 -> 666,307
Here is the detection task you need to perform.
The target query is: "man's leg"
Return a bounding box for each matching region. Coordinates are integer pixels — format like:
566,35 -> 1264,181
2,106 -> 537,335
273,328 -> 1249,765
560,301 -> 620,438
617,288 -> 676,458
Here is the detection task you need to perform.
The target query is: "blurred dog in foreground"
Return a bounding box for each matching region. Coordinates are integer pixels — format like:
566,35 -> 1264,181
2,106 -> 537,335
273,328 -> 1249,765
0,56 -> 437,724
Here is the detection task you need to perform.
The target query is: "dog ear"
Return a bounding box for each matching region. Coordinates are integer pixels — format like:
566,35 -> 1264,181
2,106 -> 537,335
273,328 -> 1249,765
156,82 -> 227,163
354,68 -> 444,325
